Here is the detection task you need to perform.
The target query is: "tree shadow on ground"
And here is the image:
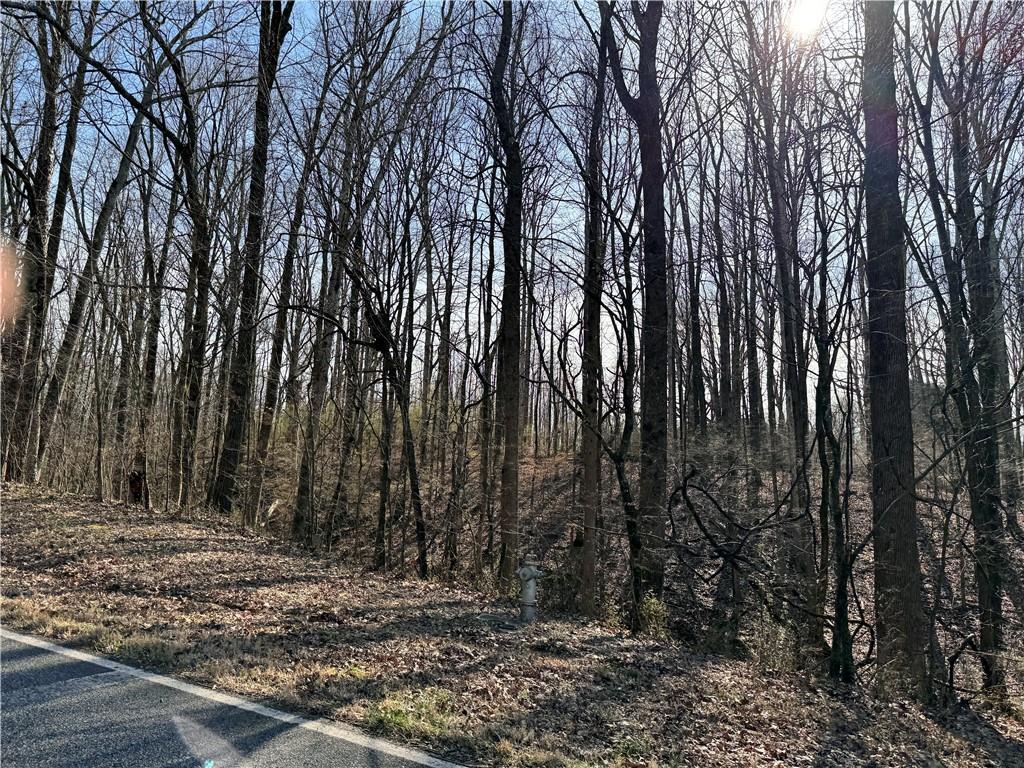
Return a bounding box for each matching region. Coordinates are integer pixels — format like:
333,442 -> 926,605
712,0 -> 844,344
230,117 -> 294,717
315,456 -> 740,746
929,704 -> 1024,766
811,692 -> 1024,768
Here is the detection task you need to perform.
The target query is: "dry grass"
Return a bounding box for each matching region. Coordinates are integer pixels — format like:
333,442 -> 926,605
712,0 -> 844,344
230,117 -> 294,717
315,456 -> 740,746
1,484 -> 1021,767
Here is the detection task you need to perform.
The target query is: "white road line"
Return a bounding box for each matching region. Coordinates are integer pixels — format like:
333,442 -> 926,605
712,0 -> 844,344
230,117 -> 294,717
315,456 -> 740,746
0,629 -> 464,768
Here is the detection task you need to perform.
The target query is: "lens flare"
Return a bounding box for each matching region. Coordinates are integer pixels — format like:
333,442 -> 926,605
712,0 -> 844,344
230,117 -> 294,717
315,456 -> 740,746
0,244 -> 20,330
786,0 -> 828,41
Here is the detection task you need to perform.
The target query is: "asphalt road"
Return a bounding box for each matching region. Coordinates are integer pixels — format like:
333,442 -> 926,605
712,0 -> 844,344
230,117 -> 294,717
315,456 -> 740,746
0,631 -> 461,768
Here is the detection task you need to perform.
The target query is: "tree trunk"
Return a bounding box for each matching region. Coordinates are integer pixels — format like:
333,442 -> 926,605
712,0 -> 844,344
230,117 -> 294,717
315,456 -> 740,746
490,1 -> 523,588
212,1 -> 293,514
4,9 -> 64,480
602,0 -> 669,616
580,23 -> 607,615
863,0 -> 928,699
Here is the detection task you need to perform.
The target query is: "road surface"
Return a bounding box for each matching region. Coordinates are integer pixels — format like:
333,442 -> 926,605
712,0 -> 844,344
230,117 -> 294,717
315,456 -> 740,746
1,630 -> 462,768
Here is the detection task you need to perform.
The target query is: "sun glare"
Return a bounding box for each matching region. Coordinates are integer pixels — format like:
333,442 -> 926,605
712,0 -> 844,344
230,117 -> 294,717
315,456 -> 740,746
786,0 -> 829,41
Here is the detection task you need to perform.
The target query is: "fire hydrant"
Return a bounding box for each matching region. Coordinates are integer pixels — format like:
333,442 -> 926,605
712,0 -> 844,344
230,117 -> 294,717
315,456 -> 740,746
516,553 -> 545,623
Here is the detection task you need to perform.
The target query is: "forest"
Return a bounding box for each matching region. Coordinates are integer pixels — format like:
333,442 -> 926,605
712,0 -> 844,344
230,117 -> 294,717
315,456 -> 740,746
1,2 -> 1023,762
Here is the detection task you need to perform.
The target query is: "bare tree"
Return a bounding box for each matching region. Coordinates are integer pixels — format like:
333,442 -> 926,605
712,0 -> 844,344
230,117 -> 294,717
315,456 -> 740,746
210,0 -> 294,515
600,0 -> 669,621
488,0 -> 524,588
863,0 -> 928,700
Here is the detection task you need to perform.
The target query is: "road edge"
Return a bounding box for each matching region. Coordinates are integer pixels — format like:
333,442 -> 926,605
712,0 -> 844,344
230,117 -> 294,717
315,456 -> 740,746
0,627 -> 466,768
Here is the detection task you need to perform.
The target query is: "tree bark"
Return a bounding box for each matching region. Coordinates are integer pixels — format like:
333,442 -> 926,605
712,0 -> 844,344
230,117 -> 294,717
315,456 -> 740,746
863,0 -> 928,700
212,0 -> 293,514
3,7 -> 65,480
489,0 -> 523,588
601,0 -> 669,618
580,22 -> 608,615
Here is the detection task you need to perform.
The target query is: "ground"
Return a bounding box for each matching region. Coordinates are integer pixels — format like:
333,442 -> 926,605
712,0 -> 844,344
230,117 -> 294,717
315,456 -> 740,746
1,485 -> 1021,768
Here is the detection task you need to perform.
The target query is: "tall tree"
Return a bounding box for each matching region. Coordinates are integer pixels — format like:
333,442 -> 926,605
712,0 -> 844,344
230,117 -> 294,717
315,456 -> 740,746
211,0 -> 293,515
862,0 -> 928,699
741,3 -> 819,648
2,3 -> 66,480
600,0 -> 669,620
489,0 -> 524,588
579,18 -> 608,615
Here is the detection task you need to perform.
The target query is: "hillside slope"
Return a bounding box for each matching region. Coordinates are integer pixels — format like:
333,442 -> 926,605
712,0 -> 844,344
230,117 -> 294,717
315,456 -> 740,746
1,485 -> 1021,768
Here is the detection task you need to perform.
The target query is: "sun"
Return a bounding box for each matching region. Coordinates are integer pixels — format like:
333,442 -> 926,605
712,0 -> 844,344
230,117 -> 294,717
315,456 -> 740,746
786,0 -> 829,41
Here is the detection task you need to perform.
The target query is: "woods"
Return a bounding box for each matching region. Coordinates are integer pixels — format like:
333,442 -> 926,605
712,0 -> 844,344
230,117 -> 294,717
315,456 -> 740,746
2,0 -> 1023,714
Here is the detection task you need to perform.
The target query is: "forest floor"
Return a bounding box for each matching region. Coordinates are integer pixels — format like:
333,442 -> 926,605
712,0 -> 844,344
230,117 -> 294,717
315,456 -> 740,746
1,484 -> 1022,768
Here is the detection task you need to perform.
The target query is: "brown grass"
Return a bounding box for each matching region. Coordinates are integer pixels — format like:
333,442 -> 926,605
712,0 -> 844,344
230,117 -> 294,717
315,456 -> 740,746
2,484 -> 1021,767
